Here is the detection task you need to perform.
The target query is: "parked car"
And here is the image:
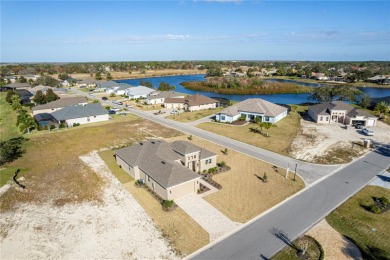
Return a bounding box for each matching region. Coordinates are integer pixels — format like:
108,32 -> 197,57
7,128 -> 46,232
170,110 -> 179,115
108,110 -> 116,114
102,97 -> 108,101
117,101 -> 123,105
354,124 -> 364,129
362,128 -> 374,136
111,107 -> 120,112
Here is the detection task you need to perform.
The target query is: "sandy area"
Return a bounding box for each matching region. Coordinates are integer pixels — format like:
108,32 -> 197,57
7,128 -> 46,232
290,119 -> 390,162
0,151 -> 176,259
306,219 -> 362,260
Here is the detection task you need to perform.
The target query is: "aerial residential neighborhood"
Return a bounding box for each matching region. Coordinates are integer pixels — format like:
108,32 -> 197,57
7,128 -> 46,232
1,1 -> 390,260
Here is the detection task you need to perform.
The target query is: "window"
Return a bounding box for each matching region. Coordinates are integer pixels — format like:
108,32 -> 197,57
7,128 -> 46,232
265,116 -> 270,121
87,117 -> 90,122
221,116 -> 226,121
148,176 -> 150,182
320,116 -> 323,121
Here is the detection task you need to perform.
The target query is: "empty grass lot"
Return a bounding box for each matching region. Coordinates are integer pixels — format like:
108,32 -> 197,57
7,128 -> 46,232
166,107 -> 224,123
326,186 -> 390,260
98,149 -> 209,256
0,93 -> 20,141
197,107 -> 304,156
166,135 -> 305,223
0,115 -> 181,212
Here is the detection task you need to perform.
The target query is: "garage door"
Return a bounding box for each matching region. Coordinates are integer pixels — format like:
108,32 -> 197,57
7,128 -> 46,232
352,120 -> 365,126
366,119 -> 376,126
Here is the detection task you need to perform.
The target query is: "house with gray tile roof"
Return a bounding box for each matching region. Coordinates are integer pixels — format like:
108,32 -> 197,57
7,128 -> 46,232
216,98 -> 288,124
32,96 -> 88,115
115,139 -> 217,200
125,85 -> 155,99
308,101 -> 378,126
51,103 -> 109,127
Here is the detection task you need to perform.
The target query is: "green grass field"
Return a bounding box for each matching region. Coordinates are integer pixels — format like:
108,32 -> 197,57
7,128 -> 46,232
0,93 -> 20,141
326,186 -> 390,260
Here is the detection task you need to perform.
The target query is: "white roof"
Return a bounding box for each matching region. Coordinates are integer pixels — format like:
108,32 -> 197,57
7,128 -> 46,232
126,86 -> 155,96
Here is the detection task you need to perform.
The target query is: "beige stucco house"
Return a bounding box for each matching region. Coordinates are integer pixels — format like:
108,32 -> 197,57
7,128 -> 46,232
32,96 -> 88,115
115,139 -> 217,200
308,101 -> 378,126
164,94 -> 219,112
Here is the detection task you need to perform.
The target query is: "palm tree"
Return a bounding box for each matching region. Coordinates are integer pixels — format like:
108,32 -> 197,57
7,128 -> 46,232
263,122 -> 273,137
18,114 -> 37,133
375,101 -> 389,118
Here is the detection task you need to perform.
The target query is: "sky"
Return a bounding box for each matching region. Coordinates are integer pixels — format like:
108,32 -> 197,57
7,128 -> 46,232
1,0 -> 389,62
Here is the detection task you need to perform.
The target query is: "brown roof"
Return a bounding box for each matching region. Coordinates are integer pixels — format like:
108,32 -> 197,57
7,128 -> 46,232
164,97 -> 186,104
219,98 -> 287,117
309,101 -> 377,118
32,96 -> 87,111
185,94 -> 218,106
115,139 -> 216,188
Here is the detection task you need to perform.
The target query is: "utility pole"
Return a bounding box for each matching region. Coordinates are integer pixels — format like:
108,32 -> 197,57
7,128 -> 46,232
294,164 -> 297,181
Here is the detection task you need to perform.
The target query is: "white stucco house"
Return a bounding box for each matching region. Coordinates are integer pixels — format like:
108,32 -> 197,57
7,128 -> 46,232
215,98 -> 288,124
125,86 -> 155,99
51,103 -> 109,127
32,96 -> 88,115
308,101 -> 378,126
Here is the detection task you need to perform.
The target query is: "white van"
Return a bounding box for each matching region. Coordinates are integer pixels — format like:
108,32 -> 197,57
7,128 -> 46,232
362,128 -> 374,136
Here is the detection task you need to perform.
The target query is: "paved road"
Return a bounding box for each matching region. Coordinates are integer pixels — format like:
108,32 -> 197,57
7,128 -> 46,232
74,90 -> 339,185
191,145 -> 390,259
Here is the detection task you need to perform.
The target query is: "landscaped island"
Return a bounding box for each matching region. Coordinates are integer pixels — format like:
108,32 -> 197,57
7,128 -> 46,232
181,77 -> 311,95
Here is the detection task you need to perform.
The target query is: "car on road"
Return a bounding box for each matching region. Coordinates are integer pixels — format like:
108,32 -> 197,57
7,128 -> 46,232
362,128 -> 374,136
102,97 -> 108,101
170,110 -> 179,115
117,101 -> 123,105
110,107 -> 120,112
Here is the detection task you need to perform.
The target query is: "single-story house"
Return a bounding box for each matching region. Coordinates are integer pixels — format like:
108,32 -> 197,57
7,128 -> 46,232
76,79 -> 98,88
95,80 -> 119,91
21,74 -> 40,81
15,89 -> 34,104
3,76 -> 17,83
115,139 -> 217,200
61,78 -> 78,87
125,86 -> 155,99
106,83 -> 133,95
366,75 -> 390,85
4,82 -> 31,90
51,103 -> 109,127
308,101 -> 378,126
146,91 -> 185,105
32,96 -> 88,115
164,94 -> 219,112
30,85 -> 67,96
311,72 -> 329,81
215,98 -> 288,124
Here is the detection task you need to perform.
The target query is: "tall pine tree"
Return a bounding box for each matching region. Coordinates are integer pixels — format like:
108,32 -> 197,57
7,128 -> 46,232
45,88 -> 60,103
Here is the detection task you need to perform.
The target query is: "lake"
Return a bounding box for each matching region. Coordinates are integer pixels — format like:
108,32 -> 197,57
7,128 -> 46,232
116,74 -> 390,105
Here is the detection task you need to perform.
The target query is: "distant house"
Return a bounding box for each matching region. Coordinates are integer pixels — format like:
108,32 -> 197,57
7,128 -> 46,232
3,76 -> 17,83
76,79 -> 98,88
51,103 -> 109,127
308,101 -> 378,126
164,94 -> 219,112
124,86 -> 155,99
22,74 -> 40,81
215,98 -> 288,124
30,85 -> 67,96
311,72 -> 329,81
106,83 -> 132,95
15,89 -> 34,104
95,80 -> 120,92
115,139 -> 217,200
61,78 -> 78,87
146,91 -> 185,105
32,96 -> 88,115
366,75 -> 390,85
4,82 -> 31,90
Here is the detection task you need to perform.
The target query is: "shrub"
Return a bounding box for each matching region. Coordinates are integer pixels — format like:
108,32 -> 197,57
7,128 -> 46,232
263,172 -> 268,183
188,135 -> 193,140
162,200 -> 174,208
370,205 -> 381,214
379,196 -> 389,206
208,167 -> 218,174
239,115 -> 246,121
59,123 -> 66,128
72,123 -> 80,127
109,92 -> 116,97
219,161 -> 226,167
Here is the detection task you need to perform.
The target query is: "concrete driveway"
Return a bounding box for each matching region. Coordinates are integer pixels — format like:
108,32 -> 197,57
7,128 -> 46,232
175,194 -> 241,242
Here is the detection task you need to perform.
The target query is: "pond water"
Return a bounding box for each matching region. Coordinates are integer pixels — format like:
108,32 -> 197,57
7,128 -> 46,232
116,74 -> 390,104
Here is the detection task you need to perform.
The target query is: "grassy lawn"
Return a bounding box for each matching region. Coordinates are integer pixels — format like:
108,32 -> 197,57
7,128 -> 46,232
98,149 -> 209,256
326,186 -> 390,260
166,108 -> 224,123
0,115 -> 181,212
0,93 -> 20,141
196,106 -> 304,156
0,167 -> 18,187
272,235 -> 323,260
166,135 -> 305,223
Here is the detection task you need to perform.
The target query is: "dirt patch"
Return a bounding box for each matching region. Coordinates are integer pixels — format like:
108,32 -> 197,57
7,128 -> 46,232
290,119 -> 390,163
0,151 -> 177,259
306,219 -> 362,260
